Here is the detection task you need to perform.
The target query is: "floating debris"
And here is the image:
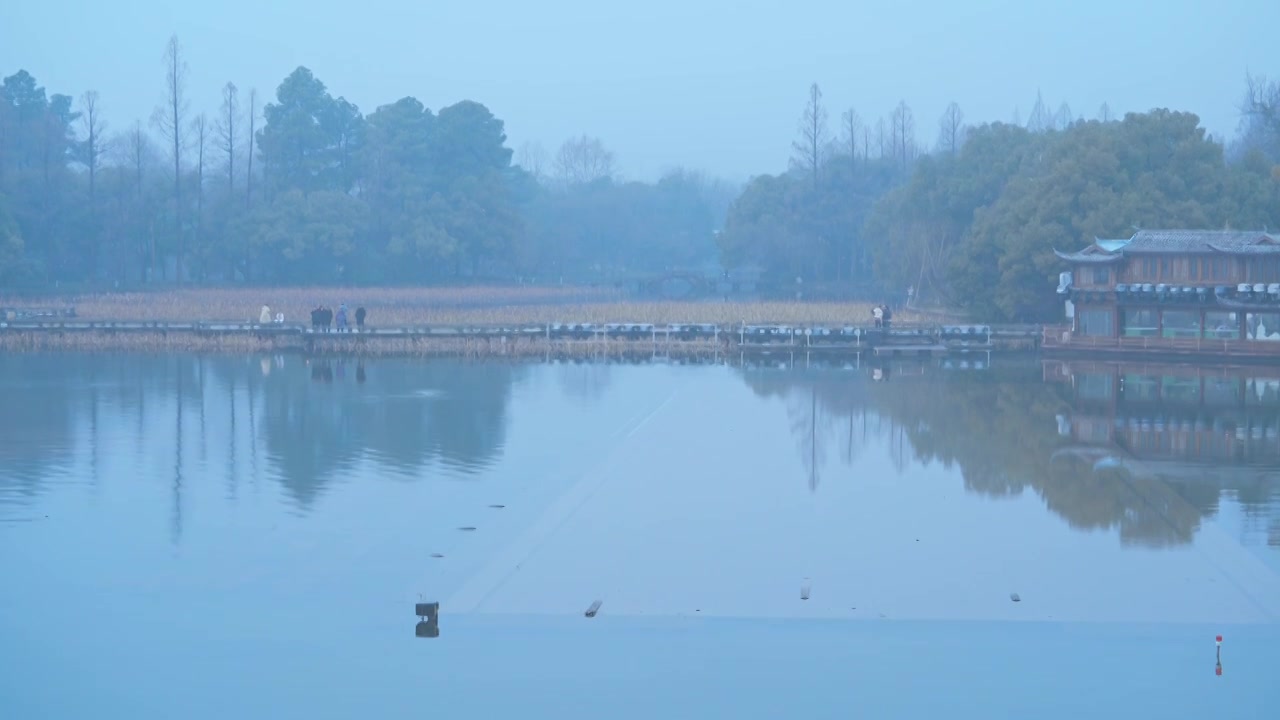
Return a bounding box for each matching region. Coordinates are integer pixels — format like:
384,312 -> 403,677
430,553 -> 444,558
458,526 -> 477,531
1010,593 -> 1021,602
584,600 -> 603,618
801,579 -> 812,601
488,504 -> 505,509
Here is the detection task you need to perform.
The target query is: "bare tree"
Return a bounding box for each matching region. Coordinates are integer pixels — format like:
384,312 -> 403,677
1055,102 -> 1074,130
121,120 -> 157,276
875,117 -> 888,159
1242,73 -> 1280,128
790,82 -> 828,189
1239,73 -> 1280,159
76,91 -> 107,279
554,134 -> 616,185
192,113 -> 208,273
151,34 -> 189,281
1097,102 -> 1113,122
126,121 -> 151,199
890,101 -> 915,171
517,140 -> 549,182
840,108 -> 861,171
217,82 -> 239,196
936,101 -> 965,155
78,91 -> 107,203
1027,90 -> 1052,132
245,88 -> 257,208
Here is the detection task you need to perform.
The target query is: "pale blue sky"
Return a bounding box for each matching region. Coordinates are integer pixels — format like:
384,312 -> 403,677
2,0 -> 1276,181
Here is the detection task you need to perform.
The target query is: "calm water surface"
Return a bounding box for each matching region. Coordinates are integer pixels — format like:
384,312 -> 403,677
1,353 -> 1278,718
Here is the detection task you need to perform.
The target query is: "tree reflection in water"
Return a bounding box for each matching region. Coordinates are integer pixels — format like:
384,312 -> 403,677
0,354 -> 521,514
0,354 -> 1275,549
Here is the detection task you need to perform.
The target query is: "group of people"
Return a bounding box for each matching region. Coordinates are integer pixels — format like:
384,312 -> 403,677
871,303 -> 893,329
310,303 -> 367,333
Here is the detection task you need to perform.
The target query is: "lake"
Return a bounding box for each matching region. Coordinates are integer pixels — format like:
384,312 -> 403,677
1,353 -> 1278,718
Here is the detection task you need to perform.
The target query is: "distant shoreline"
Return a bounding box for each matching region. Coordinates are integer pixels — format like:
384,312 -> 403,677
0,287 -> 946,358
1,287 -> 915,329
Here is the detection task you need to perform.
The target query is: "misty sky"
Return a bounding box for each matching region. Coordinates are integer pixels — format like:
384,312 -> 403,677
2,0 -> 1277,182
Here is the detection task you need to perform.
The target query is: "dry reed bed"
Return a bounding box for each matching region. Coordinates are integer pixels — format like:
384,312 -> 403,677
2,285 -> 622,324
4,286 -> 913,326
0,330 -> 726,358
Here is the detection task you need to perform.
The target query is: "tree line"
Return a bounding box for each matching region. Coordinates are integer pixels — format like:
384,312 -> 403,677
0,35 -> 735,289
4,36 -> 1278,319
718,77 -> 1280,318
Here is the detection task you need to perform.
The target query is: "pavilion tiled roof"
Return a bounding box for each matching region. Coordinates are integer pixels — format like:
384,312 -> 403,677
1125,230 -> 1277,253
1054,230 -> 1279,261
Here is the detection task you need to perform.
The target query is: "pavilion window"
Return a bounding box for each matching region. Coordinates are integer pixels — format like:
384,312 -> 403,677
1203,312 -> 1240,340
1252,259 -> 1280,282
1121,309 -> 1157,337
1078,309 -> 1113,337
1210,257 -> 1233,281
1246,313 -> 1280,341
1160,310 -> 1199,339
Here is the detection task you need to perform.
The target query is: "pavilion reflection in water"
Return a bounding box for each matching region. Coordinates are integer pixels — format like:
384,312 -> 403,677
1043,359 -> 1280,547
1044,359 -> 1280,470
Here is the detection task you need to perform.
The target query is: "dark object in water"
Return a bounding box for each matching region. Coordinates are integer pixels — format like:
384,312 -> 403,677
458,526 -> 477,531
488,504 -> 505,509
585,600 -> 603,617
430,553 -> 444,558
1010,593 -> 1021,602
415,601 -> 441,637
801,579 -> 811,600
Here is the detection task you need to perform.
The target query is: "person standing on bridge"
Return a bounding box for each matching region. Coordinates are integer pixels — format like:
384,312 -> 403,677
355,306 -> 366,332
336,304 -> 349,332
259,305 -> 271,324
